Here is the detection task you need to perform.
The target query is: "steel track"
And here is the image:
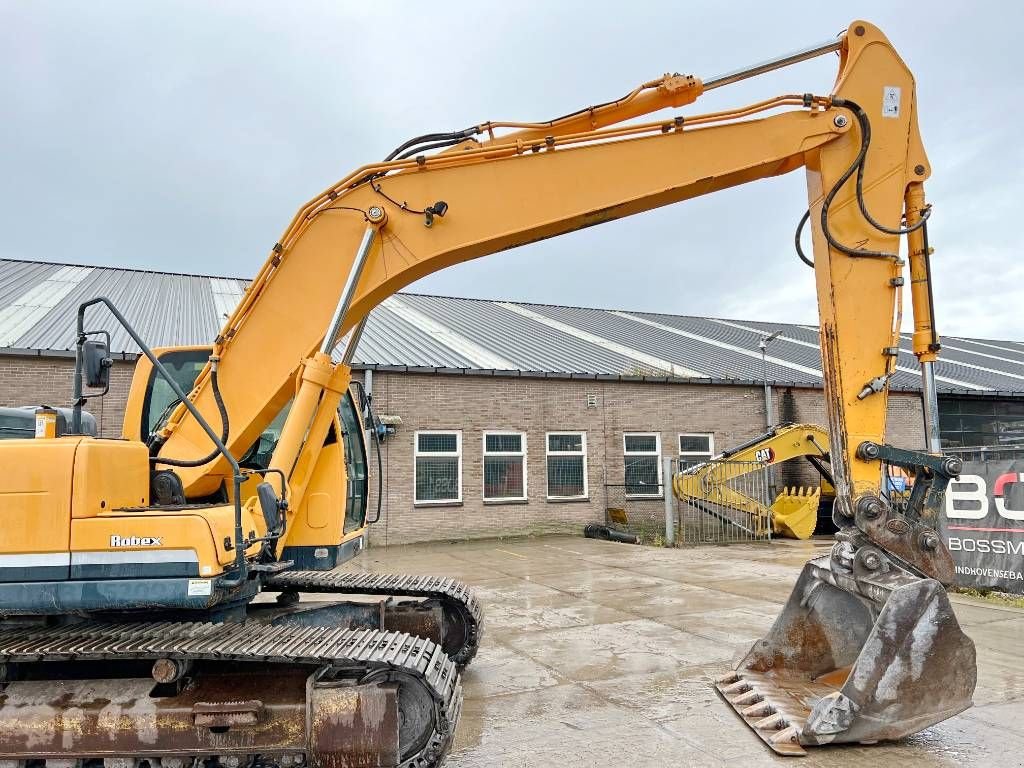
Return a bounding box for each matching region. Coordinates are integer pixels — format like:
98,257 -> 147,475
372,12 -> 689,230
264,571 -> 483,666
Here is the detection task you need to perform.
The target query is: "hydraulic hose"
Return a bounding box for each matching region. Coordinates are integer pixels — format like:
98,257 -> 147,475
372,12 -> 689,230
797,98 -> 930,265
383,127 -> 479,162
841,100 -> 931,236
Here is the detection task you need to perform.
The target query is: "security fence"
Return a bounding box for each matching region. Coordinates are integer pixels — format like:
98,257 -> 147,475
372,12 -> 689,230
672,458 -> 776,545
603,457 -> 777,546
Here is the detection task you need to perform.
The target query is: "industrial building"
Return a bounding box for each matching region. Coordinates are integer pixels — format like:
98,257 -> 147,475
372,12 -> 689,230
3,257 -> 1024,545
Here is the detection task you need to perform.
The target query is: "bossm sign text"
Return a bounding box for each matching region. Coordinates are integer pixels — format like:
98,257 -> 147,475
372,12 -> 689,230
941,459 -> 1024,592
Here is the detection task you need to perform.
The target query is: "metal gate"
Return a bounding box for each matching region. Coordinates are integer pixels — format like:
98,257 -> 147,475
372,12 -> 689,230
674,458 -> 775,545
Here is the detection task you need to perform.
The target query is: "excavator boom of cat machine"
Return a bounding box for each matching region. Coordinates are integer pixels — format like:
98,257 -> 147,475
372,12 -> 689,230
674,423 -> 834,540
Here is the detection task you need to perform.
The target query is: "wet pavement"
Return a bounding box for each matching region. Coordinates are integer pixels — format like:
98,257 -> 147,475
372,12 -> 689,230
354,535 -> 1024,767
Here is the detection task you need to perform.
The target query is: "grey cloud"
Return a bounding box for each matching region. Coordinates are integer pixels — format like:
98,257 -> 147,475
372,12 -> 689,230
2,1 -> 1021,340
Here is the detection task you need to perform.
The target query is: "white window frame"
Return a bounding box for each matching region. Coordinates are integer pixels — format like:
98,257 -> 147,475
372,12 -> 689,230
545,431 -> 588,500
482,431 -> 528,502
413,430 -> 462,505
623,432 -> 663,498
678,432 -> 715,470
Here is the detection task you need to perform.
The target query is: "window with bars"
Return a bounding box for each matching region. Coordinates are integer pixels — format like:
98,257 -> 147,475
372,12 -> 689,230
414,431 -> 462,504
624,432 -> 662,497
483,431 -> 527,501
546,432 -> 588,499
678,433 -> 714,471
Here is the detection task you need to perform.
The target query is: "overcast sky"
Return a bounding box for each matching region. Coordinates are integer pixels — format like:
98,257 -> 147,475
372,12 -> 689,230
3,1 -> 1022,339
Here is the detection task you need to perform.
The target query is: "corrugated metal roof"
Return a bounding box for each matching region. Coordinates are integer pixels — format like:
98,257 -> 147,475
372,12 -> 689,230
2,257 -> 1023,396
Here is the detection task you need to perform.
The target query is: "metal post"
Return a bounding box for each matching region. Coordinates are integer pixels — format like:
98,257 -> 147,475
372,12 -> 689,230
921,362 -> 942,453
763,377 -> 774,428
321,226 -> 376,356
760,331 -> 782,500
663,456 -> 676,547
72,334 -> 85,434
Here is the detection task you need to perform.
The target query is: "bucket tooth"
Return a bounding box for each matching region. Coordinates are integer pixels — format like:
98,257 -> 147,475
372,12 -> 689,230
715,671 -> 740,685
742,701 -> 775,718
753,713 -> 788,731
770,725 -> 802,745
732,689 -> 762,706
722,680 -> 751,696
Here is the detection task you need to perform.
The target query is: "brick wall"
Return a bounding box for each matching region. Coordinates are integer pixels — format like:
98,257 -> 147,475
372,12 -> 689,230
363,371 -> 925,546
0,356 -> 925,546
0,354 -> 135,437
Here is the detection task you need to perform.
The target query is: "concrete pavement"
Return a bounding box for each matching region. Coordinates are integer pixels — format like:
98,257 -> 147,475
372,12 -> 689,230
353,535 -> 1024,767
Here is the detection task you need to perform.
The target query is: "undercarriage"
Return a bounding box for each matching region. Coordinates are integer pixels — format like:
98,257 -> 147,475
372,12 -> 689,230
0,573 -> 481,767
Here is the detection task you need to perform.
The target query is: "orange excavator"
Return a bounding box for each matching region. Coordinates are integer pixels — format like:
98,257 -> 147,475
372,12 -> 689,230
1,20 -> 974,764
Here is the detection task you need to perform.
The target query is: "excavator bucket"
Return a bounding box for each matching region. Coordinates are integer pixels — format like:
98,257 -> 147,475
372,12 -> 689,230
716,552 -> 976,754
769,487 -> 821,540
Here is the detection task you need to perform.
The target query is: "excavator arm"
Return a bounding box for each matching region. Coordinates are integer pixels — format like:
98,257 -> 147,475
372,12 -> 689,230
123,20 -> 975,754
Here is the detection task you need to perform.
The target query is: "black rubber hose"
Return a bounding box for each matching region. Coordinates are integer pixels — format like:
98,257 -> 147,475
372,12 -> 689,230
384,127 -> 479,162
794,209 -> 814,267
151,368 -> 230,468
819,98 -> 892,259
843,100 -> 931,236
394,137 -> 471,161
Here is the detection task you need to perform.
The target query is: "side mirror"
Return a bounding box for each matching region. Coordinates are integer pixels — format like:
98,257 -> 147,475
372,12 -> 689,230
83,339 -> 113,389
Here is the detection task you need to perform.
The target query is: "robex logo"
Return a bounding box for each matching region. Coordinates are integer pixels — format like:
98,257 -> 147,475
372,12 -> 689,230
110,535 -> 163,547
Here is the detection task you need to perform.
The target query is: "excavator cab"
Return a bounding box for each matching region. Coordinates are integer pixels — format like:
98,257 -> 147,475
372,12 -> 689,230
127,344 -> 374,558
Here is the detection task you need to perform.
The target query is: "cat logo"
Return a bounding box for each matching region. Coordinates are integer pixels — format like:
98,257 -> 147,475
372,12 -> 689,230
110,535 -> 163,547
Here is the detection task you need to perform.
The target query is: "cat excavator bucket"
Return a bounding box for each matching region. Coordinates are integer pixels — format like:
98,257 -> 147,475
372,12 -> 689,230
715,447 -> 977,754
770,487 -> 821,540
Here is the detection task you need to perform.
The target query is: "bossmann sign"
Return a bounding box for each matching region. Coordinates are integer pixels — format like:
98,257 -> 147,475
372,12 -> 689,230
939,460 -> 1024,593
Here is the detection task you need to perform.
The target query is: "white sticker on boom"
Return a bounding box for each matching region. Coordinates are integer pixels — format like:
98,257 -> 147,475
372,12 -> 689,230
883,86 -> 901,118
187,579 -> 213,596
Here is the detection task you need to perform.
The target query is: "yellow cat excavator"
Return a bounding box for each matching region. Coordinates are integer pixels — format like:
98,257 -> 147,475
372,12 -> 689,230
674,423 -> 834,540
1,20 -> 976,765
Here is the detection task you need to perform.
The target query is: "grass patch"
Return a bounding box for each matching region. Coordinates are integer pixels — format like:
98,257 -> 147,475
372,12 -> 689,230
953,586 -> 1024,609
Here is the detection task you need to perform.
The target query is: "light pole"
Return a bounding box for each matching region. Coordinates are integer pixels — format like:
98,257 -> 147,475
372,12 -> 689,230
759,330 -> 783,503
759,330 -> 783,430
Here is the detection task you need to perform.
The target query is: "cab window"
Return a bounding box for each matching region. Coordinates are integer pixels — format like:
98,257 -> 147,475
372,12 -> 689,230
141,350 -> 209,439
